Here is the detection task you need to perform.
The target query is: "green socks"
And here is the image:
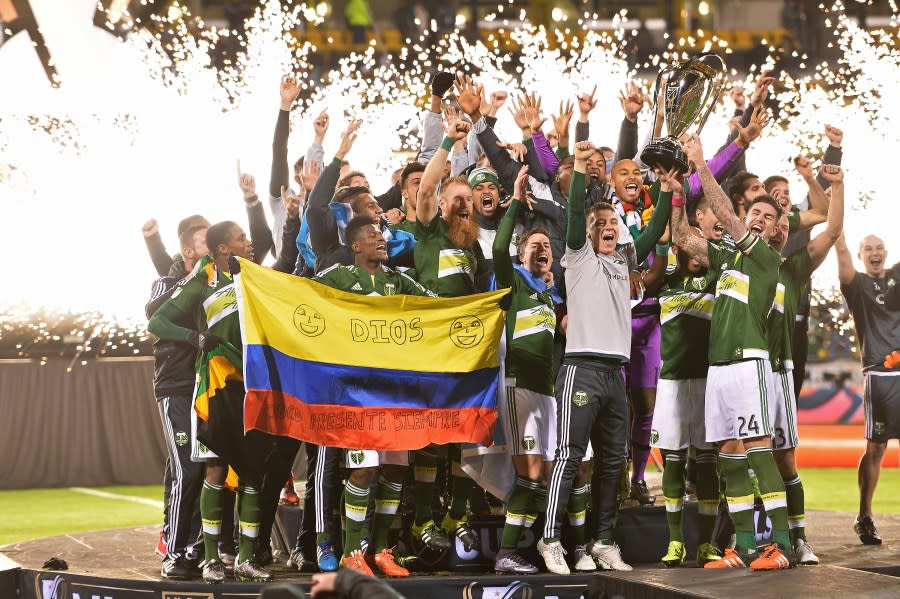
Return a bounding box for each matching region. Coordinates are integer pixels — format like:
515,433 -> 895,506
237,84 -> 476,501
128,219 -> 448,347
412,464 -> 437,526
342,480 -> 370,558
236,485 -> 260,563
200,480 -> 224,562
566,484 -> 588,547
661,450 -> 687,543
448,461 -> 474,520
694,450 -> 721,545
784,476 -> 806,543
719,453 -> 756,553
373,476 -> 403,552
501,477 -> 539,549
746,447 -> 790,548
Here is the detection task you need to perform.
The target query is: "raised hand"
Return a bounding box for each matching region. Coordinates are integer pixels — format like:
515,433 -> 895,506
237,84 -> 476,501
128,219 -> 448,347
142,218 -> 159,239
453,74 -> 484,118
729,85 -> 747,111
512,165 -> 529,200
442,106 -> 471,142
335,119 -> 362,160
680,134 -> 705,169
577,84 -> 598,119
655,166 -> 683,194
312,109 -> 329,142
522,92 -> 546,132
490,90 -> 508,114
736,104 -> 771,147
794,155 -> 814,179
280,75 -> 301,110
825,124 -> 843,148
819,163 -> 844,183
281,185 -> 302,219
750,71 -> 776,107
619,81 -> 643,122
384,208 -> 406,225
573,140 -> 596,162
508,94 -> 531,132
300,158 -> 321,192
237,160 -> 256,200
552,99 -> 574,142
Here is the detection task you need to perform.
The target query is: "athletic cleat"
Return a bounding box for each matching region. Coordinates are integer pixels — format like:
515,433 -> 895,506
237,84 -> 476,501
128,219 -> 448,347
413,520 -> 452,551
253,545 -> 273,566
854,516 -> 883,545
372,548 -> 410,577
279,476 -> 300,506
155,530 -> 167,559
441,515 -> 481,552
537,539 -> 570,575
628,480 -> 657,506
161,556 -> 194,580
287,547 -> 319,572
589,542 -> 633,571
793,538 -> 820,565
234,558 -> 274,582
696,542 -> 721,566
316,540 -> 339,572
661,541 -> 686,567
573,545 -> 597,572
201,559 -> 226,584
341,549 -> 374,576
494,549 -> 539,575
749,543 -> 792,571
704,547 -> 749,569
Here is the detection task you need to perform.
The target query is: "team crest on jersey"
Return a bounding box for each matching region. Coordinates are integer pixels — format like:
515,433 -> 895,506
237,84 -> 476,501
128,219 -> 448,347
572,390 -> 589,407
349,450 -> 366,465
874,421 -> 886,436
691,277 -> 706,290
384,283 -> 396,296
651,429 -> 659,445
175,431 -> 189,447
522,436 -> 536,451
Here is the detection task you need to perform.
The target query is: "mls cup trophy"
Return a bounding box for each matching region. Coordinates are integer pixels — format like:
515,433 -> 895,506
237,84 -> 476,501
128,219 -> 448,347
640,53 -> 727,174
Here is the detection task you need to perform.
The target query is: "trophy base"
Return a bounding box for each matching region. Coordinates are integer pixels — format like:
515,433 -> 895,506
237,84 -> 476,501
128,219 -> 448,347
640,140 -> 690,174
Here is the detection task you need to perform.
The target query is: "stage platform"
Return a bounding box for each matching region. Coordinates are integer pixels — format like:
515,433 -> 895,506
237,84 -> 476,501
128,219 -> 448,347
2,511 -> 898,599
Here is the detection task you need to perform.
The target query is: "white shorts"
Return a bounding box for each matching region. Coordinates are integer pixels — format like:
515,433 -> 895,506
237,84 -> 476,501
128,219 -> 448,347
770,368 -> 799,450
652,378 -> 715,451
705,359 -> 775,444
502,383 -> 557,462
345,449 -> 410,469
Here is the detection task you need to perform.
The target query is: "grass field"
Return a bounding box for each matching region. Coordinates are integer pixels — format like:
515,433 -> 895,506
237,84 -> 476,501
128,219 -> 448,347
0,468 -> 897,547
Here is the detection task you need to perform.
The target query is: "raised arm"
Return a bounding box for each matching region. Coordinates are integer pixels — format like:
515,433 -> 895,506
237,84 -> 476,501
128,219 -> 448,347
308,120 -> 359,253
616,81 -> 643,160
668,169 -> 711,268
790,155 -> 829,230
417,105 -> 471,225
575,85 -> 596,145
493,166 -> 528,289
835,233 -> 857,286
633,184 -> 673,264
806,165 -> 844,270
566,141 -> 594,251
142,219 -> 175,276
682,134 -> 747,241
817,125 -> 843,191
238,161 -> 274,263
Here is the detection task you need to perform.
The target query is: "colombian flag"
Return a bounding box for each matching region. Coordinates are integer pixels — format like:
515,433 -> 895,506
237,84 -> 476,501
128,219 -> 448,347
234,259 -> 507,450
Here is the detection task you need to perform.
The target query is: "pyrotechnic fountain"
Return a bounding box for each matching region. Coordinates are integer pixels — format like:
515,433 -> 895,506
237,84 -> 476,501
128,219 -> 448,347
0,0 -> 897,353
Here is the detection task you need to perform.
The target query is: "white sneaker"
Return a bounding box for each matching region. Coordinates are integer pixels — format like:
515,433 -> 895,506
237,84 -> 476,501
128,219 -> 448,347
794,538 -> 820,565
573,545 -> 596,572
537,539 -> 570,575
589,541 -> 632,571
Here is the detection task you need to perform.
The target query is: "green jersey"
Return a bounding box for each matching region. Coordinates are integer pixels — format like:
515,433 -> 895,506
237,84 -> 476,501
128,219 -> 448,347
493,199 -> 557,396
707,232 -> 782,364
169,261 -> 242,352
768,249 -> 813,372
313,263 -> 432,297
413,217 -> 487,297
658,266 -> 719,380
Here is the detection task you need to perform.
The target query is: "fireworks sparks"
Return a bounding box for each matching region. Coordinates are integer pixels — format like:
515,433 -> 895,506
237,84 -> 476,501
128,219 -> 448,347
0,0 -> 898,362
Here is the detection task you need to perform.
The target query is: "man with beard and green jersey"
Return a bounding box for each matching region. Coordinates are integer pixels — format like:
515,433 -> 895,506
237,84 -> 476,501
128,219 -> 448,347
409,108 -> 487,553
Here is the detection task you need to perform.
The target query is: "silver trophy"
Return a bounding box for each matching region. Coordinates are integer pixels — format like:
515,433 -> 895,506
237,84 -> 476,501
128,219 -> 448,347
640,53 -> 727,174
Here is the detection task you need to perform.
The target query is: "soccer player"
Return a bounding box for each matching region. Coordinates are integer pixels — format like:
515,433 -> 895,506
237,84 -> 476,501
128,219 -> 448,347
836,232 -> 900,545
148,221 -> 275,583
672,134 -> 793,570
539,140 -> 672,575
410,103 -> 488,552
313,216 -> 433,577
647,170 -> 723,569
766,164 -> 844,564
491,166 -> 566,574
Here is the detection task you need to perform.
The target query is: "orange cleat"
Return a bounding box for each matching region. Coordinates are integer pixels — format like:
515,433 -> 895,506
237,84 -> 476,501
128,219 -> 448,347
155,530 -> 167,559
704,548 -> 749,569
749,543 -> 792,571
372,548 -> 410,577
279,476 -> 300,506
341,550 -> 374,576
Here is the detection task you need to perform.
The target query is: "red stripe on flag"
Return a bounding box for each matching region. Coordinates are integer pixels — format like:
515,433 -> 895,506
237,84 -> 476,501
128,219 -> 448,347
243,389 -> 498,450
